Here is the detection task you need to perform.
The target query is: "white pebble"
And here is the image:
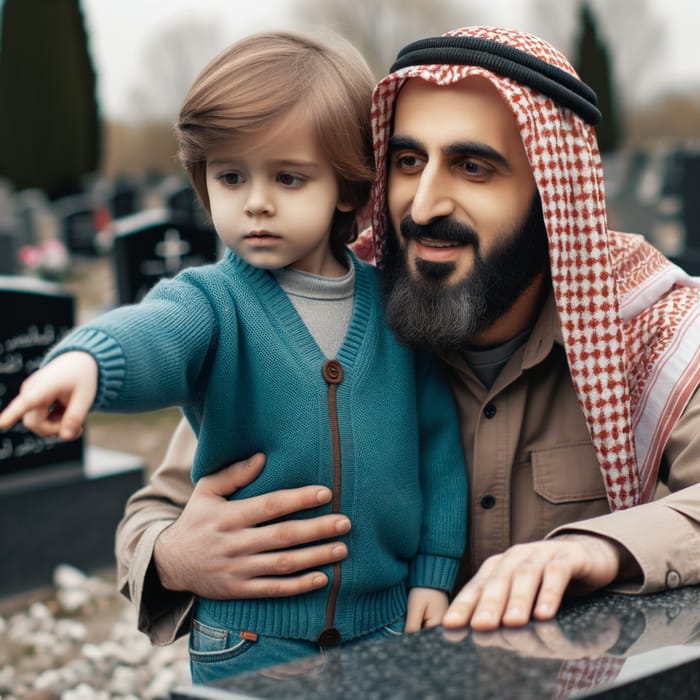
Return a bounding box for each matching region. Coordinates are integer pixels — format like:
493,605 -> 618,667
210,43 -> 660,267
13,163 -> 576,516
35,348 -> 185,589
53,564 -> 88,590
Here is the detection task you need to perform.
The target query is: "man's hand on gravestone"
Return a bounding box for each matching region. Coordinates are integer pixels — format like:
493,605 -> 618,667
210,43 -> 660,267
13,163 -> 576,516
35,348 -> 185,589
442,534 -> 632,631
153,452 -> 351,599
0,351 -> 97,441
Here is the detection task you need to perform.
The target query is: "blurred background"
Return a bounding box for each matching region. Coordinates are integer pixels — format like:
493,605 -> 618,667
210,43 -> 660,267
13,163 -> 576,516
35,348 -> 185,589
1,0 -> 700,254
0,1 -> 700,696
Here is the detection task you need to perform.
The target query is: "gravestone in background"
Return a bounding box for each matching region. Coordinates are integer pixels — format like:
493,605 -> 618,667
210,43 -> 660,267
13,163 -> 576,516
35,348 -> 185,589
108,176 -> 142,221
668,149 -> 700,275
112,209 -> 219,305
0,218 -> 20,275
0,276 -> 145,595
0,276 -> 81,474
54,194 -> 99,255
0,178 -> 14,219
14,188 -> 53,248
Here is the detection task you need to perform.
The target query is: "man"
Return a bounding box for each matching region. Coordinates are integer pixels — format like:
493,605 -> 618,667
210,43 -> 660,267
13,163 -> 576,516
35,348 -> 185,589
116,26 -> 700,645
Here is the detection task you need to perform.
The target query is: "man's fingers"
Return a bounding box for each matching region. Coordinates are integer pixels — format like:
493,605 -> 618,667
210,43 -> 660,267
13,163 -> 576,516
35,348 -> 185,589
501,559 -> 542,627
443,584 -> 481,629
246,541 -> 348,578
533,556 -> 575,620
198,453 -> 267,497
197,454 -> 335,521
238,572 -> 330,599
217,484 -> 337,530
244,513 -> 351,553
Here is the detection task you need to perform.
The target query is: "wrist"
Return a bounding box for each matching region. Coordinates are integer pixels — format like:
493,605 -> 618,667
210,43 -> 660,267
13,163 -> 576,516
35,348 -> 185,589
153,524 -> 187,592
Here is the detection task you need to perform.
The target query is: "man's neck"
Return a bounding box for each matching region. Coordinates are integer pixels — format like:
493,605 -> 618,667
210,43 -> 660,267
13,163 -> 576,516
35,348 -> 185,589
468,272 -> 548,349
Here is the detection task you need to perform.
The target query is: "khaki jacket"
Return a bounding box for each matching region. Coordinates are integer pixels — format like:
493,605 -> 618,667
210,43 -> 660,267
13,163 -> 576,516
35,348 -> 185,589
116,292 -> 700,645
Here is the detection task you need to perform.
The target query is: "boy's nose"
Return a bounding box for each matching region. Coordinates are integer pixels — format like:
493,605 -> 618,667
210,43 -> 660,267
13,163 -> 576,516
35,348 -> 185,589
244,183 -> 274,216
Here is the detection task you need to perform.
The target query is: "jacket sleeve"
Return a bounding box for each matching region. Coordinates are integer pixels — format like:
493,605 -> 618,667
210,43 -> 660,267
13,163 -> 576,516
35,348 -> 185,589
408,351 -> 468,592
115,417 -> 197,645
547,386 -> 700,594
44,275 -> 220,412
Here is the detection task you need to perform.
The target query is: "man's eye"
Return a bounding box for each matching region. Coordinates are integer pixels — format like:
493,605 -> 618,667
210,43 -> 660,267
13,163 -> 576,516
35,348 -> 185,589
459,160 -> 492,178
278,173 -> 304,187
392,153 -> 423,172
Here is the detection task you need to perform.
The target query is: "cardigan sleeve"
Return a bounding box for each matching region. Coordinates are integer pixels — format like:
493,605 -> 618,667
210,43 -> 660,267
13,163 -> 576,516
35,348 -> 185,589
408,350 -> 468,592
44,273 -> 221,413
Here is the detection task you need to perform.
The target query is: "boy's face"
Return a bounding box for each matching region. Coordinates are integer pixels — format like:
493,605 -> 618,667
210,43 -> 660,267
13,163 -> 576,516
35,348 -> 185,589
206,104 -> 352,276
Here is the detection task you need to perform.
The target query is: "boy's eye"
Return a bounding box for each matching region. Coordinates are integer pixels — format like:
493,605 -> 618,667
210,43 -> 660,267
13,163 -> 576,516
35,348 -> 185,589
219,172 -> 244,186
277,173 -> 305,187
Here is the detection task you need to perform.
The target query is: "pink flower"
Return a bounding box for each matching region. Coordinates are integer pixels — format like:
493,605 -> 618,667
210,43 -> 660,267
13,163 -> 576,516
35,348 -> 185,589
19,245 -> 43,270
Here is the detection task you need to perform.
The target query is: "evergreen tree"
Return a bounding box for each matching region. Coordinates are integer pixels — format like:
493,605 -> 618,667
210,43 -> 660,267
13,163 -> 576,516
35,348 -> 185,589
573,2 -> 621,153
0,0 -> 100,198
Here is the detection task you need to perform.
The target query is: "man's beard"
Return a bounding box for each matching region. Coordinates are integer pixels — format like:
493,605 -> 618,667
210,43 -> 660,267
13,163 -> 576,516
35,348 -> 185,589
381,195 -> 549,351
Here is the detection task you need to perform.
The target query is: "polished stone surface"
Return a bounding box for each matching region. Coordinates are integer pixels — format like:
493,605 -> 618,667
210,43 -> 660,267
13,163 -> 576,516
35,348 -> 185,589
171,586 -> 700,699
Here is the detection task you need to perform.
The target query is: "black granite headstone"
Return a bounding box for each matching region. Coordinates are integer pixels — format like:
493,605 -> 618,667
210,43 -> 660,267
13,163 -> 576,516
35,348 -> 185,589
667,150 -> 700,274
164,182 -> 200,224
109,177 -> 142,220
681,153 -> 700,248
14,188 -> 52,248
0,276 -> 147,596
0,219 -> 19,275
54,195 -> 99,255
0,276 -> 83,476
112,209 -> 219,304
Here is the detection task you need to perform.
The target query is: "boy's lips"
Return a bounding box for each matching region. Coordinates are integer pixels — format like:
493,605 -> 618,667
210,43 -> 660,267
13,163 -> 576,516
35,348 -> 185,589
245,230 -> 281,239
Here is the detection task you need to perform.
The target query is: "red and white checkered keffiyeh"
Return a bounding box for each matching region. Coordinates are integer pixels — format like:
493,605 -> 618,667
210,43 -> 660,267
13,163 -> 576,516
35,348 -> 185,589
367,26 -> 700,510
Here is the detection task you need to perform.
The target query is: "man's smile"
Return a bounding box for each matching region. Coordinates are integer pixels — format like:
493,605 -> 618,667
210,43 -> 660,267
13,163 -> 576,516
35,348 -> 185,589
412,237 -> 470,263
416,238 -> 464,248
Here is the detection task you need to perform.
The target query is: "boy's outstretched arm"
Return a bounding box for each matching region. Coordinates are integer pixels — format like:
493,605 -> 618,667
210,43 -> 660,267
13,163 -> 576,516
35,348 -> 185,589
0,351 -> 98,440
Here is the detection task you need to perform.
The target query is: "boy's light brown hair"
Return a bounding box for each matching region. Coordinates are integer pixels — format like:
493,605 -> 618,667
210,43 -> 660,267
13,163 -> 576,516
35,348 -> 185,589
176,31 -> 375,256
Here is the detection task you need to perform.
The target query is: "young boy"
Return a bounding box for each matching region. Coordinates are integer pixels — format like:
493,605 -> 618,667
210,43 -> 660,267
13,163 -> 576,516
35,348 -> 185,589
0,31 -> 466,681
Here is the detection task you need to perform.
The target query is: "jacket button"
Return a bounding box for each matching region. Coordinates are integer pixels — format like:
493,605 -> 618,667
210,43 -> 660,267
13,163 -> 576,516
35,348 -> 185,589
483,403 -> 497,419
480,495 -> 496,509
665,569 -> 681,589
322,360 -> 344,384
317,627 -> 341,648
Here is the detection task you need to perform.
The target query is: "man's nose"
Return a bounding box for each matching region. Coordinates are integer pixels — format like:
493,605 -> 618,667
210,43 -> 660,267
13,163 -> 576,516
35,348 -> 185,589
410,164 -> 455,225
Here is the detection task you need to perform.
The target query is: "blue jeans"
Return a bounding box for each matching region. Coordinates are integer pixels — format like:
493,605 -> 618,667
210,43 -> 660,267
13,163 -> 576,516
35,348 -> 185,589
189,615 -> 405,684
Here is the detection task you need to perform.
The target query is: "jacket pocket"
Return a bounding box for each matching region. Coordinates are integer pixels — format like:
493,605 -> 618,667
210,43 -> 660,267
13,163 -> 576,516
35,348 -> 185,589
531,442 -> 609,537
532,442 -> 607,503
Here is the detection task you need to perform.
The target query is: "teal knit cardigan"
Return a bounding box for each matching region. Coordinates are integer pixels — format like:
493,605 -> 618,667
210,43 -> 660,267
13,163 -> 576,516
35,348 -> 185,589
48,250 -> 467,641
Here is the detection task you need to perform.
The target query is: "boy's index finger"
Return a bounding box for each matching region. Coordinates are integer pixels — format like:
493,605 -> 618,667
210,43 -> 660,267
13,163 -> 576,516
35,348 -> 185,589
0,395 -> 30,429
0,388 -> 54,429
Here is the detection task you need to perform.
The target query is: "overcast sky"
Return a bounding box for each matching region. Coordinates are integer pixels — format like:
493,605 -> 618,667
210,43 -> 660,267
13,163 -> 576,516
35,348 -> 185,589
78,0 -> 700,120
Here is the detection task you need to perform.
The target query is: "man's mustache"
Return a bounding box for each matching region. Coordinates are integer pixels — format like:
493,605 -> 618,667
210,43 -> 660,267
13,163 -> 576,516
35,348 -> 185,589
399,216 -> 479,248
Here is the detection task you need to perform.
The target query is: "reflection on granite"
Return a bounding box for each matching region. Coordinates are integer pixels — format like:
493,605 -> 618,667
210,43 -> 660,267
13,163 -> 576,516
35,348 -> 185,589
171,586 -> 700,699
